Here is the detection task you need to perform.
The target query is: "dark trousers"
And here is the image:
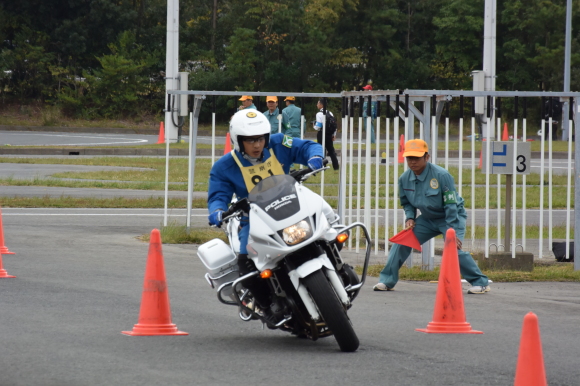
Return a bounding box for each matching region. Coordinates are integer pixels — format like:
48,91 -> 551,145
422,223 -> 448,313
317,129 -> 339,170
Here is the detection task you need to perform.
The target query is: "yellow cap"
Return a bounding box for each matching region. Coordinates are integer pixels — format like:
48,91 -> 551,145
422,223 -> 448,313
239,95 -> 253,101
266,96 -> 278,102
403,139 -> 429,157
284,96 -> 295,101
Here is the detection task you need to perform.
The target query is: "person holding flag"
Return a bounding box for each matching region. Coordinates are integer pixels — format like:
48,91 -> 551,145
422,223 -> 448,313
373,139 -> 490,294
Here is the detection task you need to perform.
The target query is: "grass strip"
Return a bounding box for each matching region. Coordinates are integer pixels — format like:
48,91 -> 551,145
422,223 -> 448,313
140,221 -> 228,244
0,157 -> 572,209
148,223 -> 580,283
361,263 -> 580,282
0,196 -> 208,208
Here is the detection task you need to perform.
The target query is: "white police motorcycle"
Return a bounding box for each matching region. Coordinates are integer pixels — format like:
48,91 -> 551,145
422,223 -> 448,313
197,165 -> 371,352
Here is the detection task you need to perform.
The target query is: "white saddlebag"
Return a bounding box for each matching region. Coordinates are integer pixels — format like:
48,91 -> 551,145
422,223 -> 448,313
197,238 -> 239,296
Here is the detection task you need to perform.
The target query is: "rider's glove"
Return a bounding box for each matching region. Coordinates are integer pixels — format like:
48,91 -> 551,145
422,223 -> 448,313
208,210 -> 224,227
307,156 -> 323,170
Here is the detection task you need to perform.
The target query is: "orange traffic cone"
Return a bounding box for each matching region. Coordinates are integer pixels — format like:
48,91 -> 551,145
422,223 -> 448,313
156,122 -> 165,144
0,207 -> 15,255
416,228 -> 482,334
0,251 -> 15,278
389,226 -> 422,251
514,312 -> 547,386
397,135 -> 405,163
122,229 -> 188,336
224,132 -> 232,154
502,122 -> 509,141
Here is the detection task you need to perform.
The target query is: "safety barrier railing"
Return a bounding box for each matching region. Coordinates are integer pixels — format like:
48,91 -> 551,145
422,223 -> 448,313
168,89 -> 580,272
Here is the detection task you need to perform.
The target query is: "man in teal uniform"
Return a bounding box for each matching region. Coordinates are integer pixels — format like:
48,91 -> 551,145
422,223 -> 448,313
373,139 -> 490,294
238,95 -> 256,110
282,96 -> 302,138
264,96 -> 280,134
362,84 -> 376,144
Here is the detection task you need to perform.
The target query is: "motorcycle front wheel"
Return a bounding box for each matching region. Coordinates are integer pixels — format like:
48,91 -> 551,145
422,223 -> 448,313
303,270 -> 360,352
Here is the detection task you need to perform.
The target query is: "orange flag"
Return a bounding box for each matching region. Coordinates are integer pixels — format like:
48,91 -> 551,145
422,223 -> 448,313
389,227 -> 421,251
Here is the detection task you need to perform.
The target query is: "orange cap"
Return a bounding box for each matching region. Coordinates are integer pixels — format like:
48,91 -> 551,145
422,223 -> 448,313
239,95 -> 253,101
266,96 -> 278,102
403,139 -> 429,157
284,96 -> 295,101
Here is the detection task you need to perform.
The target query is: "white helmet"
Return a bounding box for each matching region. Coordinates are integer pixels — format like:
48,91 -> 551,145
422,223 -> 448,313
229,109 -> 271,153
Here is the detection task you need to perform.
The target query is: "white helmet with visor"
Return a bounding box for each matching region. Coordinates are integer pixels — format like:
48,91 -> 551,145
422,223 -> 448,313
229,109 -> 271,153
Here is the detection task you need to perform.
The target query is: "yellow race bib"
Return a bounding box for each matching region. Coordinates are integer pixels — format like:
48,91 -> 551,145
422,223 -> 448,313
231,150 -> 285,192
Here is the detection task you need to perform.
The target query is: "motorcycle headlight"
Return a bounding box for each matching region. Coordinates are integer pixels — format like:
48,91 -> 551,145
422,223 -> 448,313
282,219 -> 312,245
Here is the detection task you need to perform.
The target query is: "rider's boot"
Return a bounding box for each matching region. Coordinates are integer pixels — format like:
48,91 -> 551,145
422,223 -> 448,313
238,254 -> 272,317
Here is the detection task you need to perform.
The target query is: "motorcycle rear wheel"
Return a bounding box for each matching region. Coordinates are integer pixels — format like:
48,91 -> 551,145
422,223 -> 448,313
303,270 -> 360,352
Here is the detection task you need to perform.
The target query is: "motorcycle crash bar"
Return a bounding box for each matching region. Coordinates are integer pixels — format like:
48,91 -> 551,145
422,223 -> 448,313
335,222 -> 372,293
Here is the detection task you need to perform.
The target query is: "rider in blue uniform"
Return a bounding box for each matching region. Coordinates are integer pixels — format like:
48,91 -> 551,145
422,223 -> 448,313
208,109 -> 324,311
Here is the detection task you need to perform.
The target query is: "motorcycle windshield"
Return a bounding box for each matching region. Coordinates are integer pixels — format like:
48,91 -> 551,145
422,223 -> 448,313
248,174 -> 301,221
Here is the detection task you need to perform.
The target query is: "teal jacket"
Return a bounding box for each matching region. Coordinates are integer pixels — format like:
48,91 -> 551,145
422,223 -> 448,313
362,100 -> 377,119
264,108 -> 281,134
240,103 -> 256,111
398,163 -> 465,231
282,104 -> 302,137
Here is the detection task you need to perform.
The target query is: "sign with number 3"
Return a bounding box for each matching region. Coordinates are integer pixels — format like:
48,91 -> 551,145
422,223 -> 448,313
481,141 -> 532,175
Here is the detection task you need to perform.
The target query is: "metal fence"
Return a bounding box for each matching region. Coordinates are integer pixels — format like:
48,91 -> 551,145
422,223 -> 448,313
168,89 -> 580,272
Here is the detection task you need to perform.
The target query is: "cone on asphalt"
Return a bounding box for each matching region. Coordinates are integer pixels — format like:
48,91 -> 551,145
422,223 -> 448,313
416,228 -> 482,334
514,312 -> 547,386
502,122 -> 509,141
224,132 -> 232,154
389,227 -> 422,251
0,251 -> 15,278
0,207 -> 15,255
397,134 -> 405,163
156,122 -> 165,144
122,229 -> 188,336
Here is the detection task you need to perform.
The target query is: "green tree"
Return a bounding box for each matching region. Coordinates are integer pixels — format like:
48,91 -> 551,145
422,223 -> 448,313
432,0 -> 483,89
59,31 -> 160,118
0,26 -> 54,101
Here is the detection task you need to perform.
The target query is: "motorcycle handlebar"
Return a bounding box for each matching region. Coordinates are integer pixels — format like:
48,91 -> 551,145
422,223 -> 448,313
290,159 -> 329,182
213,159 -> 328,226
222,198 -> 249,220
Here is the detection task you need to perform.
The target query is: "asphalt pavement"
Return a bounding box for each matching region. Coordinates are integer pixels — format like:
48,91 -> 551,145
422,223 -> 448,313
0,211 -> 579,386
0,127 -> 579,385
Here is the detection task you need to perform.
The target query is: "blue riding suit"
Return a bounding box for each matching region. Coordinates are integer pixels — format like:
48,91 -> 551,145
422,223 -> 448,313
378,162 -> 489,288
208,134 -> 323,254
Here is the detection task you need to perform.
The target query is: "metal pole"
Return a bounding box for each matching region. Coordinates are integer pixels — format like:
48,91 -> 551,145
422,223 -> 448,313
483,0 -> 497,139
211,95 -> 216,165
562,0 -> 572,140
505,174 -> 512,252
164,0 -> 179,143
186,96 -> 204,230
364,96 -> 372,234
163,132 -> 170,227
375,100 -> 381,255
575,97 -> 580,271
338,97 -> 347,222
564,0 -> 572,92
